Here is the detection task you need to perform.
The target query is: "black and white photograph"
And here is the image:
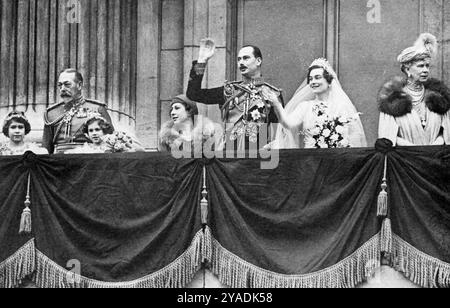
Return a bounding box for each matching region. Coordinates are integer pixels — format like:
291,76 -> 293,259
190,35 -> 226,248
0,0 -> 449,290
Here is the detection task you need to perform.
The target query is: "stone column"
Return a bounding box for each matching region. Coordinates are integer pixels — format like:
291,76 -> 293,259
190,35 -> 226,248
183,0 -> 234,124
136,0 -> 161,148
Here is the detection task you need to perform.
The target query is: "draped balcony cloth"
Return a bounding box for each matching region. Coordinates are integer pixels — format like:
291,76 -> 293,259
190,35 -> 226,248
386,146 -> 450,288
207,149 -> 384,288
0,153 -> 206,288
0,147 -> 449,288
0,156 -> 35,288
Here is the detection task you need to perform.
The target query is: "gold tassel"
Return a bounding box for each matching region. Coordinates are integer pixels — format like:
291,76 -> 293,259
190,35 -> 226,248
19,174 -> 32,235
377,156 -> 388,217
377,184 -> 388,217
380,218 -> 392,254
200,166 -> 208,226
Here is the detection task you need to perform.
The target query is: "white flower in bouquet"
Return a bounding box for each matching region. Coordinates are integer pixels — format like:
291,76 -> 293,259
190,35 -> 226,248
256,100 -> 265,109
251,110 -> 261,121
330,134 -> 339,141
339,116 -> 351,124
318,141 -> 328,148
322,129 -> 331,138
318,136 -> 326,144
103,131 -> 133,153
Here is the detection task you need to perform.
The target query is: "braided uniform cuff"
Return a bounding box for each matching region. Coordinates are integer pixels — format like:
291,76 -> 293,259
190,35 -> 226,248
194,62 -> 207,75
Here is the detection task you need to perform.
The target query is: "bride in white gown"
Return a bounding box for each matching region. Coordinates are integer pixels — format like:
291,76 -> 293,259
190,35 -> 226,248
263,58 -> 367,149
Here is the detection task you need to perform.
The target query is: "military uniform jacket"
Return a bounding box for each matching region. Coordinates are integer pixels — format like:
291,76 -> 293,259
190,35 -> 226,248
186,61 -> 283,147
43,97 -> 113,154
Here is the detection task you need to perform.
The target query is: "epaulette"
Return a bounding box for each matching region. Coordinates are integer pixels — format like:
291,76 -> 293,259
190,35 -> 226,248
224,80 -> 241,86
224,81 -> 244,97
46,101 -> 64,112
85,98 -> 107,107
262,82 -> 282,93
44,102 -> 65,125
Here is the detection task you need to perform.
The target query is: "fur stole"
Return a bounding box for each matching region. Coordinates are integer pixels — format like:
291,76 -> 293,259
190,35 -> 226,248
378,77 -> 450,117
159,117 -> 220,152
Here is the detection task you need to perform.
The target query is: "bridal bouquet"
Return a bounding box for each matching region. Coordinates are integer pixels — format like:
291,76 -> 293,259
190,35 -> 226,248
308,102 -> 353,149
103,131 -> 134,153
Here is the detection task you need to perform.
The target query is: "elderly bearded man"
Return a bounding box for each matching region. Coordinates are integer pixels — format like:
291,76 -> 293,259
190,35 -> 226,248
186,39 -> 284,152
42,69 -> 114,154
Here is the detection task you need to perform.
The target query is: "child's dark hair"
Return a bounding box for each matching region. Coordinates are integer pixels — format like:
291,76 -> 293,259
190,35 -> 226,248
3,111 -> 31,138
83,117 -> 114,135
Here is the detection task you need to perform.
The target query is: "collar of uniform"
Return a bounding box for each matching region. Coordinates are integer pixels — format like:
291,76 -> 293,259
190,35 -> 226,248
241,76 -> 265,86
64,97 -> 85,111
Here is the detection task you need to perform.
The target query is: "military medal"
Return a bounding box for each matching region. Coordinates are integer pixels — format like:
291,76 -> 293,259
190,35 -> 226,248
76,108 -> 88,118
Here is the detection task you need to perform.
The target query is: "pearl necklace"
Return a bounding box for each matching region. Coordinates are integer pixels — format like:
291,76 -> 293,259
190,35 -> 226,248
404,83 -> 427,127
405,82 -> 425,105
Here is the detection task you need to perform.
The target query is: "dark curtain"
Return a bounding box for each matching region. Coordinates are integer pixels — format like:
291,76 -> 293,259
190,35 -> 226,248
207,148 -> 383,275
388,146 -> 450,263
0,156 -> 33,263
1,147 -> 449,288
30,153 -> 203,283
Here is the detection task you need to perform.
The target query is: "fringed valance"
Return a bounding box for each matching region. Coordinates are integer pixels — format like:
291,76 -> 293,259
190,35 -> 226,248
0,147 -> 448,288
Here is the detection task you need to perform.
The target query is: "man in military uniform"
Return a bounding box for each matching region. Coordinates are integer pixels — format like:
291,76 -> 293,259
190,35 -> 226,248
186,39 -> 283,152
43,68 -> 114,154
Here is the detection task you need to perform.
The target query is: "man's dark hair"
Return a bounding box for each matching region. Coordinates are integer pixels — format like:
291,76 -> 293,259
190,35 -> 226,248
60,68 -> 84,84
241,45 -> 263,61
307,65 -> 334,84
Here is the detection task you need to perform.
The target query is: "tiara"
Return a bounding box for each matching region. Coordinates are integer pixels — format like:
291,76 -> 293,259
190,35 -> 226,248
5,112 -> 29,123
85,111 -> 109,124
309,58 -> 337,78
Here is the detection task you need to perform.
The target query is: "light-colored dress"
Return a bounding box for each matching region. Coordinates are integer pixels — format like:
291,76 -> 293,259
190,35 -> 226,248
444,111 -> 450,144
379,108 -> 444,146
279,99 -> 367,149
0,142 -> 48,156
65,142 -> 109,154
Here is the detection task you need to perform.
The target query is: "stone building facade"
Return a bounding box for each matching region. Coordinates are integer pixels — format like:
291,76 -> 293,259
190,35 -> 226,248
2,0 -> 449,288
1,0 -> 449,148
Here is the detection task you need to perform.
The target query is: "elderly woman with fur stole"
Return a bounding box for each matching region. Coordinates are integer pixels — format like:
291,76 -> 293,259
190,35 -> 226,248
159,95 -> 222,155
378,33 -> 450,146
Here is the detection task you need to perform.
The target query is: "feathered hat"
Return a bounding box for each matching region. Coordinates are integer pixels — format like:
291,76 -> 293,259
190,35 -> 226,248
397,33 -> 438,64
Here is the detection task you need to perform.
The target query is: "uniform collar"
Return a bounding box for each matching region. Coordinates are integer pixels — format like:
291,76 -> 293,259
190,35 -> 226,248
241,76 -> 265,86
64,96 -> 85,111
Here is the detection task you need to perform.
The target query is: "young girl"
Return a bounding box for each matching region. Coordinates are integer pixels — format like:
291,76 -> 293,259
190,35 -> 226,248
67,115 -> 144,154
1,111 -> 48,155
